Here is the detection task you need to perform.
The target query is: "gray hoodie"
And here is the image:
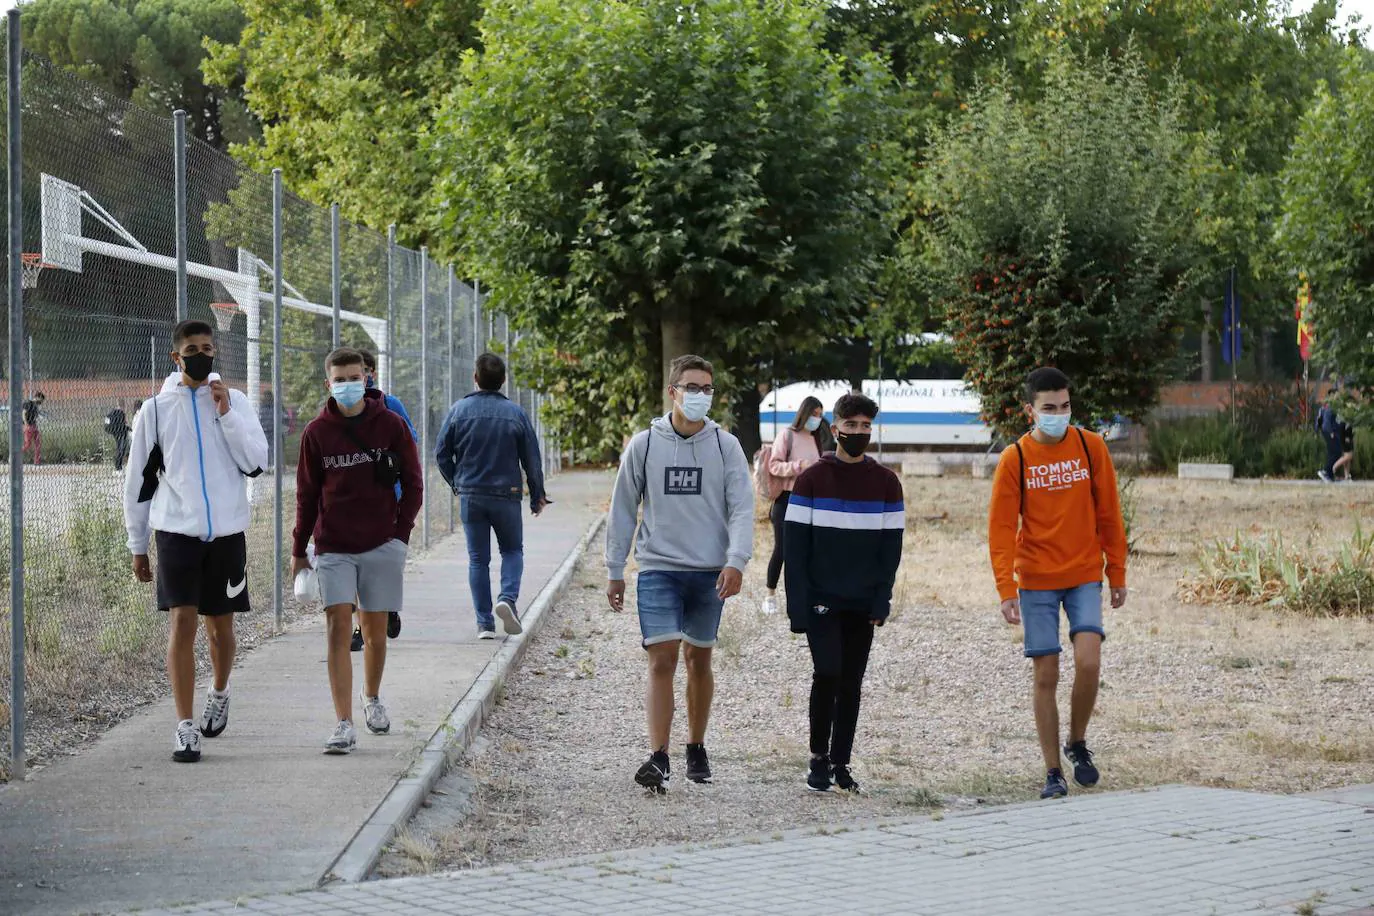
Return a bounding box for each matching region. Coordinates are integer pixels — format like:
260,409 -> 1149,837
605,414 -> 754,579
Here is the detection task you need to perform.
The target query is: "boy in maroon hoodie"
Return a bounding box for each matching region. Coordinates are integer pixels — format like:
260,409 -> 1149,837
291,348 -> 423,754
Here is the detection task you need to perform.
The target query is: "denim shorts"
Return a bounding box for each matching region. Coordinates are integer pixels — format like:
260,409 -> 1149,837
636,570 -> 724,649
1019,581 -> 1105,658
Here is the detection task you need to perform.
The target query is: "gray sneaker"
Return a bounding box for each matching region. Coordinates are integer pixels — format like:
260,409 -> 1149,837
173,719 -> 202,763
200,689 -> 229,738
495,600 -> 523,636
324,720 -> 357,755
361,693 -> 390,735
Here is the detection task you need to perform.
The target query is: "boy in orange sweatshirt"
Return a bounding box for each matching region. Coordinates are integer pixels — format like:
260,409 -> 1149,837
988,367 -> 1128,799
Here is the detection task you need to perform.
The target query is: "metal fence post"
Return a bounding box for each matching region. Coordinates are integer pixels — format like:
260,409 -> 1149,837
472,280 -> 480,362
272,169 -> 284,631
419,248 -> 430,549
7,6 -> 26,781
330,203 -> 341,349
446,267 -> 456,534
386,225 -> 395,393
173,109 -> 187,323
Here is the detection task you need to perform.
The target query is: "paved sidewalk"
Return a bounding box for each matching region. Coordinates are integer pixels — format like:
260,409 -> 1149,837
0,470 -> 610,916
141,786 -> 1374,916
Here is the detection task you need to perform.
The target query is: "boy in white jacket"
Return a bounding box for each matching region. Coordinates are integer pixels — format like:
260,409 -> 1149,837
123,319 -> 270,763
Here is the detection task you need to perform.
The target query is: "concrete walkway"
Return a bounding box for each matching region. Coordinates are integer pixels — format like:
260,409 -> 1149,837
0,470 -> 610,916
133,785 -> 1374,916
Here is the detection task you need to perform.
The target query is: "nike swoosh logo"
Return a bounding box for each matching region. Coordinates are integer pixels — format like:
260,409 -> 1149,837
226,577 -> 247,599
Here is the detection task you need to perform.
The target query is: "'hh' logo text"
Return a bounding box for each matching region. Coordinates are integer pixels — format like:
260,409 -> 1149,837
663,466 -> 702,496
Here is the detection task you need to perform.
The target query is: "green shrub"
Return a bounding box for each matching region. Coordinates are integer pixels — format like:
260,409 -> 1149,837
1261,429 -> 1324,479
1147,415 -> 1250,474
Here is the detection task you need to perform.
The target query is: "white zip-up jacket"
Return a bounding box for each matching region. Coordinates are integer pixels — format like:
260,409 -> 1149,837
123,373 -> 270,554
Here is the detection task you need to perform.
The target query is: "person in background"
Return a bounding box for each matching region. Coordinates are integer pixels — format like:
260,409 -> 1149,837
21,391 -> 45,465
106,399 -> 131,473
1333,412 -> 1356,482
988,367 -> 1128,801
784,392 -> 904,794
762,396 -> 826,616
436,353 -> 549,639
259,389 -> 277,468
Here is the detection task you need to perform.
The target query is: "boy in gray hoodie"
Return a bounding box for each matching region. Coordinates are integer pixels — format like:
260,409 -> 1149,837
606,354 -> 754,792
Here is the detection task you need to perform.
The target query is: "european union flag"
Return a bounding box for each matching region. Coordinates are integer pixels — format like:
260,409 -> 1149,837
1221,268 -> 1242,365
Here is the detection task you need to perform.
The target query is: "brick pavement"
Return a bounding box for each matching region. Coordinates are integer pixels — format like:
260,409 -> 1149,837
138,785 -> 1374,916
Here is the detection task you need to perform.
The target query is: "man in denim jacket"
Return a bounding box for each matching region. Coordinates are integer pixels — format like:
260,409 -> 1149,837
436,353 -> 549,638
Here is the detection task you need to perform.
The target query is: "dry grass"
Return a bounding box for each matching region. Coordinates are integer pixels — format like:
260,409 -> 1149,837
385,474 -> 1374,875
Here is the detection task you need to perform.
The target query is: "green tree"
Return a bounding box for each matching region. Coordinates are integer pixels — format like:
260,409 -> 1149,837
432,0 -> 897,454
1275,51 -> 1374,425
920,52 -> 1205,439
20,0 -> 251,148
203,0 -> 483,245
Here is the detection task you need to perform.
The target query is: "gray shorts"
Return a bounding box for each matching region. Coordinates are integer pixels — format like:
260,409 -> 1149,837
316,539 -> 407,612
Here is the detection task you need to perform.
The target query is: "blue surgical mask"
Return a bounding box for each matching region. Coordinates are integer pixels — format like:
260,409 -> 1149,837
679,390 -> 712,423
805,416 -> 822,432
331,381 -> 366,409
1035,410 -> 1071,439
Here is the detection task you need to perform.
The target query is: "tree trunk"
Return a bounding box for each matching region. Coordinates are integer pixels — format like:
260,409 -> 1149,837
734,385 -> 763,456
1200,299 -> 1214,383
845,339 -> 871,392
1256,323 -> 1272,380
661,309 -> 693,412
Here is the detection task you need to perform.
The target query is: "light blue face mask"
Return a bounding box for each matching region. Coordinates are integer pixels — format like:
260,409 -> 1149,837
805,416 -> 822,432
679,390 -> 712,422
1035,410 -> 1071,439
331,380 -> 366,409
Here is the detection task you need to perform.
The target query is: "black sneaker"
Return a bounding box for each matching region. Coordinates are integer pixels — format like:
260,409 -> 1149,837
1063,740 -> 1100,787
686,743 -> 712,784
1041,768 -> 1069,799
635,751 -> 671,794
387,611 -> 401,639
832,764 -> 860,794
350,627 -> 363,652
807,755 -> 832,792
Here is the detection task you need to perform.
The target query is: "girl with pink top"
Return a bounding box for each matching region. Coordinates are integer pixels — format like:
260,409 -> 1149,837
763,396 -> 827,615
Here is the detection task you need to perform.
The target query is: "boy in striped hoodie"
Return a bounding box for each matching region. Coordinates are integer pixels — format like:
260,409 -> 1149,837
988,367 -> 1128,799
784,392 -> 905,793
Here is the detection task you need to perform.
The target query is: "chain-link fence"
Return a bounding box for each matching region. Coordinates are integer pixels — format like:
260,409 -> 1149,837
0,39 -> 552,779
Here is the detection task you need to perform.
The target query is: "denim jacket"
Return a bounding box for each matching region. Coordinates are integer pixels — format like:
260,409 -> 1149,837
435,390 -> 545,507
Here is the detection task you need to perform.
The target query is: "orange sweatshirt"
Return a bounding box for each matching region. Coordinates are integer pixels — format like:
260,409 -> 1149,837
988,428 -> 1127,601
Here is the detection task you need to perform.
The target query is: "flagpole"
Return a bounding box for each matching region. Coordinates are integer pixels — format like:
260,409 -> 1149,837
1229,266 -> 1238,428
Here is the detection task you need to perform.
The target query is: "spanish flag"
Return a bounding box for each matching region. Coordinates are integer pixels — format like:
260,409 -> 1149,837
1296,276 -> 1314,361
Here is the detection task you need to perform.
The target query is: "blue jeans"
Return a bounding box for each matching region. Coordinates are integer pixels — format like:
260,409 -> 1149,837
460,495 -> 524,630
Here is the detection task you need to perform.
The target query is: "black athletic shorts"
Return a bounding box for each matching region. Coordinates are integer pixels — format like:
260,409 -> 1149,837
1342,430 -> 1355,453
155,530 -> 250,616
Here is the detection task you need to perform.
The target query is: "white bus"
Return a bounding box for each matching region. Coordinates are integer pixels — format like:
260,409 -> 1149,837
759,379 -> 991,448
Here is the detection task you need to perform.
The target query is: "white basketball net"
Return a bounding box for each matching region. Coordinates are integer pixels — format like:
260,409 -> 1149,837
21,254 -> 44,290
210,303 -> 240,331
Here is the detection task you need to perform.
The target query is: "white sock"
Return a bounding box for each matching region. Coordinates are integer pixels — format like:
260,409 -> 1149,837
209,685 -> 228,698
178,718 -> 195,728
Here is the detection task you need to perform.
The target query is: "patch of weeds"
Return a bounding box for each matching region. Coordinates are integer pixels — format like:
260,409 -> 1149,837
1222,656 -> 1256,670
391,830 -> 439,874
1295,890 -> 1327,915
1322,676 -> 1355,685
576,657 -> 596,679
559,625 -> 576,640
896,787 -> 945,810
553,645 -> 570,659
1275,659 -> 1296,671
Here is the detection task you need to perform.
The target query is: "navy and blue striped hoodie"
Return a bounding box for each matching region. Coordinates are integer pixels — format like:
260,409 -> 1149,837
783,454 -> 905,632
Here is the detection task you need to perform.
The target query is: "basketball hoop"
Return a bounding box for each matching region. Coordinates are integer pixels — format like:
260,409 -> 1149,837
210,302 -> 241,332
20,253 -> 47,290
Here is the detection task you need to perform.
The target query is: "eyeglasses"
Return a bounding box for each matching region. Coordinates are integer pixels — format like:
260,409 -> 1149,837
674,384 -> 715,396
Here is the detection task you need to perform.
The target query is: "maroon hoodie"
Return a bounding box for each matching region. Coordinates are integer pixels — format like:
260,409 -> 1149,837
293,390 -> 423,557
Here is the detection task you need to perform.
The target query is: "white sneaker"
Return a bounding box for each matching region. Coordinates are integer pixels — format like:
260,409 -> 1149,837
762,595 -> 778,616
173,719 -> 201,763
200,688 -> 230,738
495,600 -> 523,635
478,628 -> 497,640
324,720 -> 357,755
361,693 -> 390,735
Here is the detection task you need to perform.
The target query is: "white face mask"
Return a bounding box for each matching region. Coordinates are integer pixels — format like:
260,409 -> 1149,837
678,390 -> 712,422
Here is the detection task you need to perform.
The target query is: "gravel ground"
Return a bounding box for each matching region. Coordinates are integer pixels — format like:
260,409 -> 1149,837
381,475 -> 1374,875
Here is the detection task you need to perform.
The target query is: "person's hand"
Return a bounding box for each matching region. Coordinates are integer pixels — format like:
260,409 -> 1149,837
717,567 -> 743,600
290,556 -> 311,578
210,380 -> 231,417
132,554 -> 153,583
533,497 -> 551,517
606,579 -> 626,612
1000,597 -> 1021,625
1111,587 -> 1128,609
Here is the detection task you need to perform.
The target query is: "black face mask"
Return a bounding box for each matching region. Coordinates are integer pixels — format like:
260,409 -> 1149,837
180,352 -> 214,382
836,431 -> 870,458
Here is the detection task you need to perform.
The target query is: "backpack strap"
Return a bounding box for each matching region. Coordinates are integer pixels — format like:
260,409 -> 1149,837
1017,428 -> 1097,518
638,431 -> 652,502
